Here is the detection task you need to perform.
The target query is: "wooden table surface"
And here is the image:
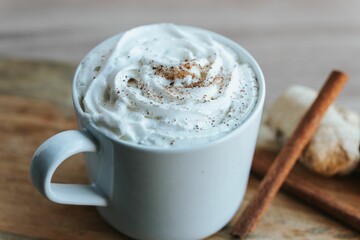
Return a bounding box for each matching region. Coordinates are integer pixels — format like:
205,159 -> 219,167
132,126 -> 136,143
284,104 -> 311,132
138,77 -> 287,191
0,1 -> 359,239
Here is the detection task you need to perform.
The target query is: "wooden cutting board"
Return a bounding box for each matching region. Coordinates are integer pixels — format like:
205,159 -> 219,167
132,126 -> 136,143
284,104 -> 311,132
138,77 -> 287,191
0,59 -> 359,240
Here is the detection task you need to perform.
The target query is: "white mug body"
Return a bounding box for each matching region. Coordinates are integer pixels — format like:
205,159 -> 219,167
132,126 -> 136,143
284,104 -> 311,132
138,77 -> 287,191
78,106 -> 262,240
31,25 -> 265,240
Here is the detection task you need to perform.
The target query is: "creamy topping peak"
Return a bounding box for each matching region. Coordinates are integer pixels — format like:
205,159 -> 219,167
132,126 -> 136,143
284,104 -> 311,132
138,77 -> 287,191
77,23 -> 258,147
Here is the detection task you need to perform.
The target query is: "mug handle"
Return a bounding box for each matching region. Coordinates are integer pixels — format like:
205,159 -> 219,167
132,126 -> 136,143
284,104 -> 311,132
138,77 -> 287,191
30,130 -> 108,206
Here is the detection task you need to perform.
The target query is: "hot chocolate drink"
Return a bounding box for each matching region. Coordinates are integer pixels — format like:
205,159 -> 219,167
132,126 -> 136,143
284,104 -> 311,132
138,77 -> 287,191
76,23 -> 258,147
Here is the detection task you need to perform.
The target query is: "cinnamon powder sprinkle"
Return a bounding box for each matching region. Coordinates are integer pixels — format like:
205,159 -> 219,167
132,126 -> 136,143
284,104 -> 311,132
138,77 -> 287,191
154,64 -> 196,81
153,60 -> 224,89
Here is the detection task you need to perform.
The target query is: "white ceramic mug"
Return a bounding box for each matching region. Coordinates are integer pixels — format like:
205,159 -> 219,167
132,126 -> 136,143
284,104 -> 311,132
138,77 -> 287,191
30,26 -> 265,240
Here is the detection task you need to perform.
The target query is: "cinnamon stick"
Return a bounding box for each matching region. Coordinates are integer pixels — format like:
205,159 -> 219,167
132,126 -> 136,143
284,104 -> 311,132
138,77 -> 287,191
231,71 -> 348,238
252,150 -> 360,232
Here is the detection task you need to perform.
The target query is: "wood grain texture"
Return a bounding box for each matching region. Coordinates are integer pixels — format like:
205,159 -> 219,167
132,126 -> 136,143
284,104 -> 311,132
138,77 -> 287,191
0,59 -> 359,239
232,71 -> 349,238
0,1 -> 359,238
252,150 -> 360,233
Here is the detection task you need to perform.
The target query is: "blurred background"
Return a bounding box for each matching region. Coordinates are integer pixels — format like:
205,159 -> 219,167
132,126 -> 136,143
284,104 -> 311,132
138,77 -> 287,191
1,0 -> 359,110
0,1 -> 359,239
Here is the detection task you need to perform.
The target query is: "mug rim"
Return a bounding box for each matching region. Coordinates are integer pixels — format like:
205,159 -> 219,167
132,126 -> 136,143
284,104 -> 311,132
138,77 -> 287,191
72,23 -> 266,153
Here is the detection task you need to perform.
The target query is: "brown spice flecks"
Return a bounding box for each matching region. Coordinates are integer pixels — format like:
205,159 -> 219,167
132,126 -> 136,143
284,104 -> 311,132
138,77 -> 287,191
153,59 -> 224,89
94,66 -> 101,72
126,78 -> 138,88
185,74 -> 223,89
154,63 -> 196,81
128,78 -> 137,84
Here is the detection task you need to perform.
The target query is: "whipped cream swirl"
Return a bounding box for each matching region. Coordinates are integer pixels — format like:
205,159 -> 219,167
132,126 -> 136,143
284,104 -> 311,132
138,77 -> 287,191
77,23 -> 258,147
